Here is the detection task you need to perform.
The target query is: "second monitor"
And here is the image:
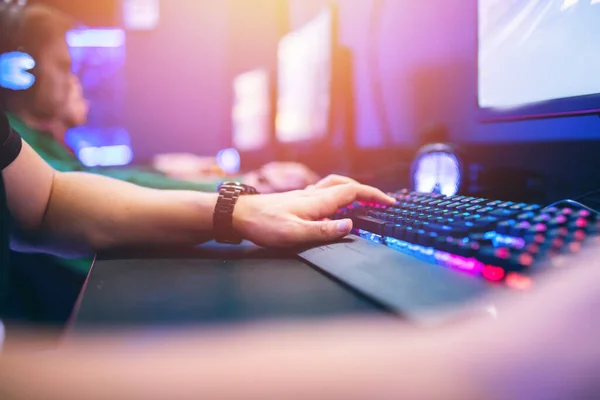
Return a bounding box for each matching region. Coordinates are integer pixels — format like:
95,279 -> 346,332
275,4 -> 354,174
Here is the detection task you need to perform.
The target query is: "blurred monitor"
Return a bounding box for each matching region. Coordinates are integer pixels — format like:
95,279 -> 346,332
275,6 -> 334,145
478,0 -> 600,121
274,4 -> 354,174
232,68 -> 272,152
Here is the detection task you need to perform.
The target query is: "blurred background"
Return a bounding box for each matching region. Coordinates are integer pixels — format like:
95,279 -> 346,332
32,0 -> 600,202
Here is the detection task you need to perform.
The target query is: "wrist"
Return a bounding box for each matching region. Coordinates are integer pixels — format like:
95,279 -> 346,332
231,195 -> 253,241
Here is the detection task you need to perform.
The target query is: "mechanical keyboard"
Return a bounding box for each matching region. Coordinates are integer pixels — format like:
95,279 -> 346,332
298,190 -> 599,321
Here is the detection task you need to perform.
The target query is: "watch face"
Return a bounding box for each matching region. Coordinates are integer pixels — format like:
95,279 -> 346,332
218,181 -> 258,194
218,181 -> 243,190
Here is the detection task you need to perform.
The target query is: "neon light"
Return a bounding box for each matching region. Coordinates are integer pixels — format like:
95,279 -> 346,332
482,265 -> 505,281
534,234 -> 546,244
216,148 -> 241,174
519,253 -> 534,267
569,242 -> 582,253
495,247 -> 510,259
505,273 -> 532,290
534,223 -> 548,232
579,210 -> 591,218
492,234 -> 526,249
78,145 -> 133,167
526,244 -> 540,254
67,29 -> 125,48
447,255 -> 484,273
0,51 -> 35,90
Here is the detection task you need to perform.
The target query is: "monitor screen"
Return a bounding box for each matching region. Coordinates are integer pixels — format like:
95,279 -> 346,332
478,0 -> 600,119
232,69 -> 271,152
275,7 -> 333,143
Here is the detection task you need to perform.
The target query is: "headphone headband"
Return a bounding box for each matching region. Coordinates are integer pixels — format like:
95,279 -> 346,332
0,0 -> 27,55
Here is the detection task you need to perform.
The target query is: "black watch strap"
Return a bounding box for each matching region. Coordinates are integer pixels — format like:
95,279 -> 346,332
213,182 -> 258,244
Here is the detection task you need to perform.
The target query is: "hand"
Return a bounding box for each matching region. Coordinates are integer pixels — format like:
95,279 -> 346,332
233,179 -> 395,247
243,162 -> 320,193
306,174 -> 358,190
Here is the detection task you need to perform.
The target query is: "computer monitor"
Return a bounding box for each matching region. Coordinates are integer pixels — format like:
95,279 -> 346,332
276,6 -> 334,143
232,68 -> 272,153
478,0 -> 600,121
230,67 -> 277,171
274,4 -> 352,172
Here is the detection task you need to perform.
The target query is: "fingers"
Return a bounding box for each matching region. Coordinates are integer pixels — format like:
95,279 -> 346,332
325,182 -> 396,208
300,218 -> 353,243
312,174 -> 357,189
305,169 -> 321,185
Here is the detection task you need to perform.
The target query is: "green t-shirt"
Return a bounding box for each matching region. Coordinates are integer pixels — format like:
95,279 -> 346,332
6,114 -> 233,275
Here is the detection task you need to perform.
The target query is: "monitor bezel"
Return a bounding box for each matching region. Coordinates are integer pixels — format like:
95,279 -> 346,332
476,2 -> 600,123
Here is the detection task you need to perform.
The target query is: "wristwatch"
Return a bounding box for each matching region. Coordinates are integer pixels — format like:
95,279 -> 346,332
213,181 -> 259,244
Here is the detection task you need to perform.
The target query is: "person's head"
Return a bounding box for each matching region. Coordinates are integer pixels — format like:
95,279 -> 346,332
2,4 -> 75,124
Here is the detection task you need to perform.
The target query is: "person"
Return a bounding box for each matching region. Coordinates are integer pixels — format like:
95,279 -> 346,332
1,3 -> 319,316
2,4 -> 600,400
3,8 -> 319,195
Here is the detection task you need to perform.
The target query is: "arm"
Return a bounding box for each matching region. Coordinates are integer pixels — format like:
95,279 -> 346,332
0,319 -> 478,400
4,141 -> 218,254
3,141 -> 395,255
7,253 -> 600,400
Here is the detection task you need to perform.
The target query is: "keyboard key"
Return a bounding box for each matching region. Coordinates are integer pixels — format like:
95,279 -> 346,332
523,204 -> 542,212
497,202 -> 515,208
490,208 -> 520,218
496,220 -> 516,234
510,203 -> 529,210
517,212 -> 536,221
390,225 -> 406,240
510,221 -> 531,237
383,224 -> 395,237
353,216 -> 392,236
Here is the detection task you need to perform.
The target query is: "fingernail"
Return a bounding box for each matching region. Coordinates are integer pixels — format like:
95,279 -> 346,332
337,220 -> 350,232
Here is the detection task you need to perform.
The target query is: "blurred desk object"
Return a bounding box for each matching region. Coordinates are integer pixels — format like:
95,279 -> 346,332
70,242 -> 384,331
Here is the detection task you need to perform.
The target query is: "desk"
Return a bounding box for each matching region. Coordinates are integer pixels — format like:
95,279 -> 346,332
70,242 -> 386,332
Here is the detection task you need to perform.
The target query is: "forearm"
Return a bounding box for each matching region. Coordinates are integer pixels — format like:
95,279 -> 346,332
39,171 -> 218,252
0,320 -> 479,400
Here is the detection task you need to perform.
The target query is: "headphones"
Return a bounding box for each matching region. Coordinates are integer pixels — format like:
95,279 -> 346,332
0,0 -> 37,94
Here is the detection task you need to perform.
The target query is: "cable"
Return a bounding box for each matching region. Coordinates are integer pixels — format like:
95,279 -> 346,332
368,0 -> 393,145
573,188 -> 600,202
544,199 -> 600,215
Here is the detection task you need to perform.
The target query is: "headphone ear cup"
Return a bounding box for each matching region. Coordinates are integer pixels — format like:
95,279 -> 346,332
0,3 -> 32,96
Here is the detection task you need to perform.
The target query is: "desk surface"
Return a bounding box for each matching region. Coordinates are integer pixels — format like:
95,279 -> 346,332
70,242 -> 385,332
